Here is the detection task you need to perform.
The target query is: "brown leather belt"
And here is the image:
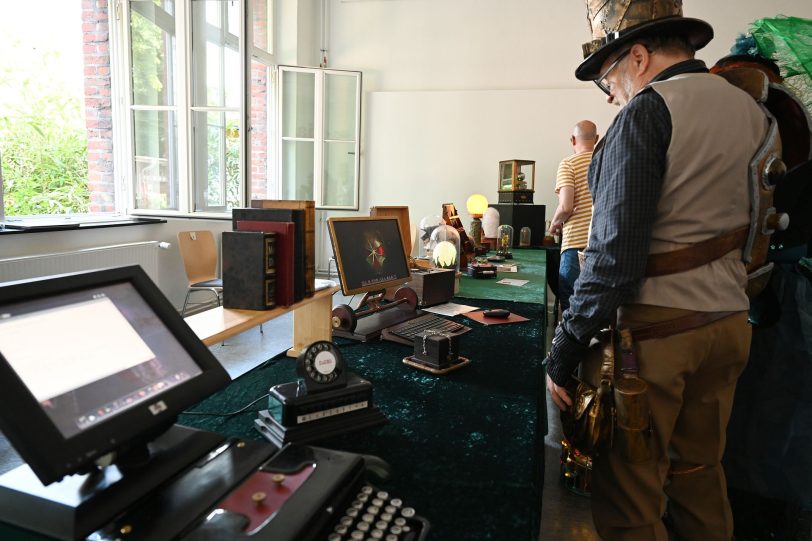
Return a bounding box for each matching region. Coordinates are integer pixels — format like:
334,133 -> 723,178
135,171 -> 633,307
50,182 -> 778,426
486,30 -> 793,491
629,310 -> 741,342
645,226 -> 749,277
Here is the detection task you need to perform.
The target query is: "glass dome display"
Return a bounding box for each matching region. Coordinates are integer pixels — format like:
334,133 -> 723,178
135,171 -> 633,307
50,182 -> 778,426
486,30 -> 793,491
496,224 -> 514,259
428,225 -> 461,272
418,215 -> 444,258
519,226 -> 531,248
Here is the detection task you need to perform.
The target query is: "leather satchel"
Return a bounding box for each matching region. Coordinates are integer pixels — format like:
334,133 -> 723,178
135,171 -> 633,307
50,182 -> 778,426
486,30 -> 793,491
562,329 -> 616,456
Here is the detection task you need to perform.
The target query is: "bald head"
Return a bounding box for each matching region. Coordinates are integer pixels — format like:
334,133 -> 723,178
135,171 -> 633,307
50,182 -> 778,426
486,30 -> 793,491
571,120 -> 598,152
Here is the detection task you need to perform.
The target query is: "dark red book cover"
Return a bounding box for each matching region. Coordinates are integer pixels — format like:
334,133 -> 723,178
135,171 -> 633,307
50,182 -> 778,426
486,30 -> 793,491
235,220 -> 295,307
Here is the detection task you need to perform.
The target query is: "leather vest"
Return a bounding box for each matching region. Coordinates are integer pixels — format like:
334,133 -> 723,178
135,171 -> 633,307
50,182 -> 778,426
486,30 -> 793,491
634,73 -> 769,311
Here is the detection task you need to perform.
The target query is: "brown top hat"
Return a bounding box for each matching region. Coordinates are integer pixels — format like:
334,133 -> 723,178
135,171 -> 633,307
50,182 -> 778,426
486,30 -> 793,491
576,0 -> 714,81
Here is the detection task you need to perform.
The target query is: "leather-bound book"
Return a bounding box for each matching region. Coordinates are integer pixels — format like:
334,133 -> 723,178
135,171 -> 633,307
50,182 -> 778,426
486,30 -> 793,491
234,207 -> 305,302
222,231 -> 277,310
250,200 -> 316,298
234,221 -> 295,307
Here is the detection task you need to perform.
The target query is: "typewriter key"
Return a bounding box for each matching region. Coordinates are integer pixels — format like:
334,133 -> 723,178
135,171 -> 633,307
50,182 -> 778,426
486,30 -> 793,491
370,530 -> 384,539
389,525 -> 402,535
357,493 -> 369,502
401,507 -> 416,518
384,505 -> 396,515
372,498 -> 384,507
380,514 -> 393,523
377,491 -> 389,500
361,485 -> 374,495
385,536 -> 398,541
390,498 -> 402,508
346,508 -> 359,518
351,531 -> 364,540
328,534 -> 342,541
375,520 -> 388,530
394,517 -> 406,527
352,500 -> 364,510
367,506 -> 380,515
361,513 -> 375,523
335,524 -> 349,534
357,522 -> 370,532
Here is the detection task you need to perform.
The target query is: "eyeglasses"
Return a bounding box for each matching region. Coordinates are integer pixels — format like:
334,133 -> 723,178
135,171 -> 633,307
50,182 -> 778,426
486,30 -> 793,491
595,49 -> 630,95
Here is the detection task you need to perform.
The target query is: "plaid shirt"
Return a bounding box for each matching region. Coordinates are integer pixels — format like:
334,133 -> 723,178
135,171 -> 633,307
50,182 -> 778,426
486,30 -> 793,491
546,60 -> 709,387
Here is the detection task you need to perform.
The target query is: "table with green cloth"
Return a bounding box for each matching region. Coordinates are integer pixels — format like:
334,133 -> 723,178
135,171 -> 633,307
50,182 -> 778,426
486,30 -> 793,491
179,252 -> 549,540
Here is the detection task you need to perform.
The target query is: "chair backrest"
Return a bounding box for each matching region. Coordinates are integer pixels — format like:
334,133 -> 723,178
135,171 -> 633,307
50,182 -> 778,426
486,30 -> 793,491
177,231 -> 219,286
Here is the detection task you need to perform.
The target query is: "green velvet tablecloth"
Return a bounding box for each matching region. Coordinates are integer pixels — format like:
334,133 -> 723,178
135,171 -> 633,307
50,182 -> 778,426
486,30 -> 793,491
179,296 -> 546,541
458,248 -> 547,306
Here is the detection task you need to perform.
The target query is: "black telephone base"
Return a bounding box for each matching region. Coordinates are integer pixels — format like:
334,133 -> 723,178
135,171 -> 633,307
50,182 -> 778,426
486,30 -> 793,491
255,407 -> 387,448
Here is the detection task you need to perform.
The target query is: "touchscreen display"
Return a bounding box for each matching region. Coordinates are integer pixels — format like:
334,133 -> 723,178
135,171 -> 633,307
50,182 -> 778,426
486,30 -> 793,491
0,281 -> 202,439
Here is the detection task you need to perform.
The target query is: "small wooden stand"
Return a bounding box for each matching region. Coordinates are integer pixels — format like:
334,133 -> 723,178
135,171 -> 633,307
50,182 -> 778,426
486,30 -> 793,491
402,355 -> 470,375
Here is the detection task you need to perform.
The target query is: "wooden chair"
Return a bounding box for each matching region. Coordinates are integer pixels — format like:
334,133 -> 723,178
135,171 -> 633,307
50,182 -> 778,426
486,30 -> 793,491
177,231 -> 223,316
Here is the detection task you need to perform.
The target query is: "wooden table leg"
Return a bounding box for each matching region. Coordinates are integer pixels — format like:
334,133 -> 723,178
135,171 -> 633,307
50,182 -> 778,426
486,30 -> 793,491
288,292 -> 333,357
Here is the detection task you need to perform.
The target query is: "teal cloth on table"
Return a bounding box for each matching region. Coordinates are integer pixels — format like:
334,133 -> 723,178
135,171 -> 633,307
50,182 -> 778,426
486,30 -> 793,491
179,297 -> 546,541
459,248 -> 547,305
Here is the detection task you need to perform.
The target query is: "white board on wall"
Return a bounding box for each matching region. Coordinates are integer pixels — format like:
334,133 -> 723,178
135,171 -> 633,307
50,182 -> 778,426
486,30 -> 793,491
362,87 -> 618,253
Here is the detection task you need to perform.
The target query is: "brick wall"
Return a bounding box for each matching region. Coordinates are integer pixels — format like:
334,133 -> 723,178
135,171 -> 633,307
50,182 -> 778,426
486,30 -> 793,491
250,0 -> 270,200
82,0 -> 115,212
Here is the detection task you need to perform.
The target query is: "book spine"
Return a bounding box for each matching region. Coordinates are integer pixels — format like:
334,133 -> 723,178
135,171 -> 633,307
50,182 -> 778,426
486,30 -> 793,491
249,200 -> 315,298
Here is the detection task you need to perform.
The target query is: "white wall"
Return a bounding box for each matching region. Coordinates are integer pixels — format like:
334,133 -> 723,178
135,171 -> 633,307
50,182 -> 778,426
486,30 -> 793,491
0,219 -> 233,309
327,0 -> 812,252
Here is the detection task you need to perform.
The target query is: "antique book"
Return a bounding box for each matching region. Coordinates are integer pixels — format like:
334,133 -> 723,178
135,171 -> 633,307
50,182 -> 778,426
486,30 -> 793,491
222,231 -> 277,310
234,221 -> 295,307
250,200 -> 316,298
234,207 -> 305,302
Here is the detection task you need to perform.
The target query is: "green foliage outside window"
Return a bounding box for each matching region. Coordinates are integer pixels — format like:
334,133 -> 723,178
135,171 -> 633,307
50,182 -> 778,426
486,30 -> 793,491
0,50 -> 90,216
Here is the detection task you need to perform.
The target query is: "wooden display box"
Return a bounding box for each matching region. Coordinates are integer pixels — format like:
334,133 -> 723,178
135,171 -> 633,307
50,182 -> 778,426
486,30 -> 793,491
406,268 -> 455,307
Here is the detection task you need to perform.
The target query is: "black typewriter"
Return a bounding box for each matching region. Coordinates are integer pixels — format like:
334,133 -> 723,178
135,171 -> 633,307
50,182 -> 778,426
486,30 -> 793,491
381,313 -> 471,346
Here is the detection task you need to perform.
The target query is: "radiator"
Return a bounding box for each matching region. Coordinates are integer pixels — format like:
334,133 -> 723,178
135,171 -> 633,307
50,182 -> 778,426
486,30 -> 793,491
0,242 -> 161,284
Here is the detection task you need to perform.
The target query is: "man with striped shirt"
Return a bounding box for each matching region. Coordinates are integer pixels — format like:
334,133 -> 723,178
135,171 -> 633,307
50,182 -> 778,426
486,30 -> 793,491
550,120 -> 597,312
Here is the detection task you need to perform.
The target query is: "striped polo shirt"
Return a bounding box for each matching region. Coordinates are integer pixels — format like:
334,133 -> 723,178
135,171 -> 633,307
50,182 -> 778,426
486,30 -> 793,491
555,151 -> 594,251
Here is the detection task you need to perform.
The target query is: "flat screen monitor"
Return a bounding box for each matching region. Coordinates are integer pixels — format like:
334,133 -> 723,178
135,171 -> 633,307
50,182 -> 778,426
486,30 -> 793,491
327,216 -> 412,296
0,265 -> 230,486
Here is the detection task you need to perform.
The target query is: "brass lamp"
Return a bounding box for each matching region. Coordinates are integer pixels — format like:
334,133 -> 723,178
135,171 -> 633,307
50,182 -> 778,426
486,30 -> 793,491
466,194 -> 489,249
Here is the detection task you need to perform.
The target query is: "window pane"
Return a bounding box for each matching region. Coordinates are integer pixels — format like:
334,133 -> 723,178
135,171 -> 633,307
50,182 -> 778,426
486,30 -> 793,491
249,59 -> 273,200
130,0 -> 176,106
281,140 -> 313,200
323,141 -> 355,207
133,109 -> 178,210
193,110 -> 241,211
0,0 -> 117,216
282,71 -> 315,139
192,0 -> 240,108
324,73 -> 357,141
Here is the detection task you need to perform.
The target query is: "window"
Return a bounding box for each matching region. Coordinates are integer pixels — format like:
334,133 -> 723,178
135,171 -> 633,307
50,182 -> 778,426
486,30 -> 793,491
279,66 -> 361,210
124,0 -> 274,215
0,0 -> 113,218
1,0 -> 357,220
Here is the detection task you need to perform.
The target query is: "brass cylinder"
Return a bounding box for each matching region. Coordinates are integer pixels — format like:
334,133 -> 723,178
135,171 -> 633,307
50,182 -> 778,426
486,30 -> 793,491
614,376 -> 652,463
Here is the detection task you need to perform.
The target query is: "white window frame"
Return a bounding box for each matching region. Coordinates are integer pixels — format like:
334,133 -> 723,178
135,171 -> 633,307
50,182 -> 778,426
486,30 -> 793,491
277,66 -> 362,211
114,0 -> 275,218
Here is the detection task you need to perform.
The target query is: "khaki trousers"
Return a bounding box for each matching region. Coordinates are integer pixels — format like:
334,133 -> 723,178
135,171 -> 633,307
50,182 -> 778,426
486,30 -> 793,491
591,304 -> 751,541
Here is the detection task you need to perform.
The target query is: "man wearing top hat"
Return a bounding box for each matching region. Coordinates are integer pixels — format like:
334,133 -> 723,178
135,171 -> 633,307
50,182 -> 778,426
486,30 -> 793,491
544,1 -> 773,539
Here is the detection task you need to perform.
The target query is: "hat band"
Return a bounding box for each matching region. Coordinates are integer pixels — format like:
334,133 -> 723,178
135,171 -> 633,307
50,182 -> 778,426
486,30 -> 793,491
582,32 -> 622,58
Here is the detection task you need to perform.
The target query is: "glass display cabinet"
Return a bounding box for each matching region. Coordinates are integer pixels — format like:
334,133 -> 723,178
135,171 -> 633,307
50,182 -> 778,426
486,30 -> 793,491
498,159 -> 535,204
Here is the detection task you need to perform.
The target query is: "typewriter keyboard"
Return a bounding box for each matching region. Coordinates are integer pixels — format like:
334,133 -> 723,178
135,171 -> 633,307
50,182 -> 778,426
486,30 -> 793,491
383,313 -> 471,345
327,484 -> 429,541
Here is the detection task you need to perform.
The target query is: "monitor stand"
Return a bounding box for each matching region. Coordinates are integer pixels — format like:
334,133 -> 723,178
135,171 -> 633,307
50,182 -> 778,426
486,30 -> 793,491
0,424 -> 275,541
332,288 -> 422,342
